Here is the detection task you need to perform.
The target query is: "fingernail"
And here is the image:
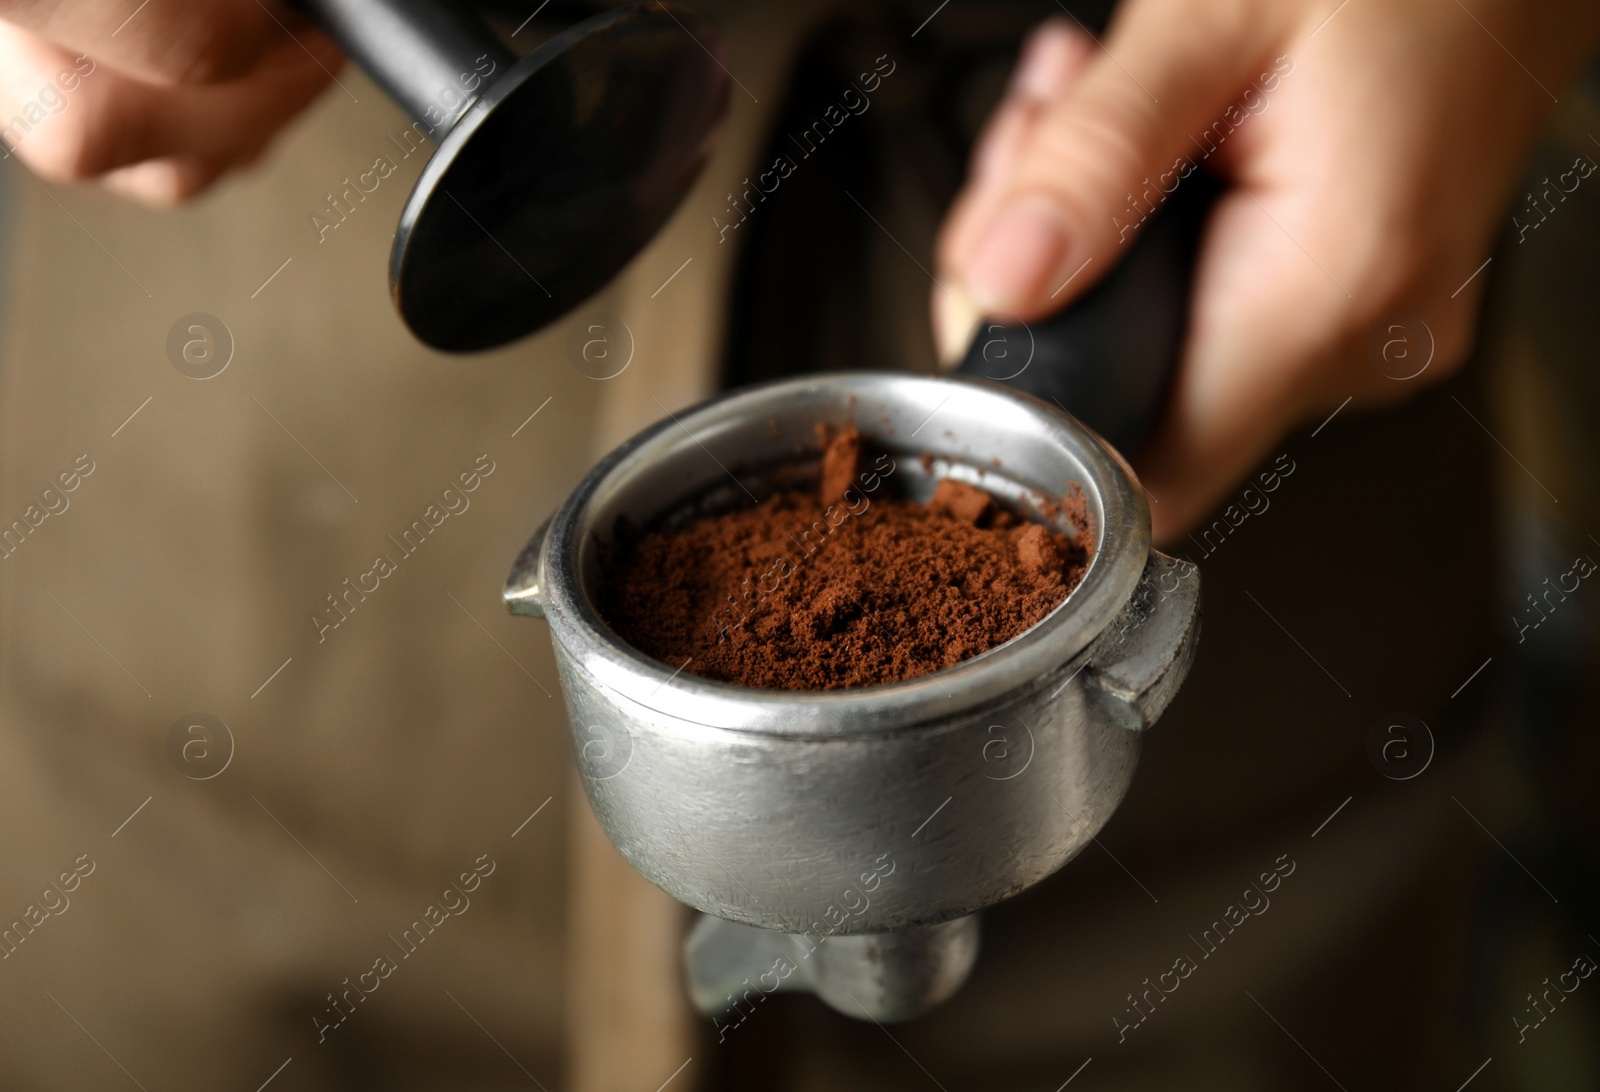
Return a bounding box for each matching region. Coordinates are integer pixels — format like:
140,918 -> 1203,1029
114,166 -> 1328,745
965,197 -> 1071,312
931,283 -> 983,369
1009,21 -> 1081,102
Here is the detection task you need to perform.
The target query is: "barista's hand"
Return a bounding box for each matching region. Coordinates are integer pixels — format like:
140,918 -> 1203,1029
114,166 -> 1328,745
0,0 -> 341,204
935,0 -> 1600,543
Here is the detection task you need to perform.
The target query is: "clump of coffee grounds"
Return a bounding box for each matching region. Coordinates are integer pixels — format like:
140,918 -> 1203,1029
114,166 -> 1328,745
599,427 -> 1090,691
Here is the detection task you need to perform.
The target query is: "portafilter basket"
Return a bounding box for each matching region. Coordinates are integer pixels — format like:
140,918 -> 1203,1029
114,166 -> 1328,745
503,372 -> 1201,1021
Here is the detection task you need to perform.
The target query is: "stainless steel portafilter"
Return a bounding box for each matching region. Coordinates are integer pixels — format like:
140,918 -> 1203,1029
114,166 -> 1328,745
504,373 -> 1202,1021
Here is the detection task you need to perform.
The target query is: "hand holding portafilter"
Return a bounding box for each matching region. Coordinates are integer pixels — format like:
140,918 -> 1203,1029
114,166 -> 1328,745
297,0 -> 729,351
954,169 -> 1217,459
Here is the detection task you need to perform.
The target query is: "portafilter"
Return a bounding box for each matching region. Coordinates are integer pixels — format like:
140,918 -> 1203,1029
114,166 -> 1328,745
502,371 -> 1201,1022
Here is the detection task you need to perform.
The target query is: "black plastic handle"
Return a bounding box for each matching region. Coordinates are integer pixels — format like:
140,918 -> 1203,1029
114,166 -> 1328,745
956,174 -> 1217,458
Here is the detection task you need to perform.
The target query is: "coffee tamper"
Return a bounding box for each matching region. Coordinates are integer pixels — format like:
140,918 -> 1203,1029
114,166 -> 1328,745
299,0 -> 729,350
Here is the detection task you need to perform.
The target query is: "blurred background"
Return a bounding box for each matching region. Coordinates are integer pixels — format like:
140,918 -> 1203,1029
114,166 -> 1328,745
0,1 -> 1596,1089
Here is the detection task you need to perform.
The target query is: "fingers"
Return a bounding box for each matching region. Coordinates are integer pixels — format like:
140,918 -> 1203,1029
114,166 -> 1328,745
0,23 -> 340,199
99,156 -> 232,206
939,0 -> 1286,321
970,22 -> 1095,188
1133,178 -> 1476,544
0,0 -> 305,86
1134,187 -> 1336,542
932,19 -> 1094,362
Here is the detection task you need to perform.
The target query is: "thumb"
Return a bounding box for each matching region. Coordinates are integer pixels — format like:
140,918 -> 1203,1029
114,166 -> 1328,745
943,0 -> 1286,320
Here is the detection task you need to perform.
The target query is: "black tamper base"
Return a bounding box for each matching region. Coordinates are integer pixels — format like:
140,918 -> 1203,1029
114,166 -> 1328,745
390,3 -> 728,351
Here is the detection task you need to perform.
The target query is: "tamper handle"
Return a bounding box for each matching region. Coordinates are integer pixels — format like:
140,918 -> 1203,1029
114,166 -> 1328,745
956,175 -> 1218,457
298,0 -> 515,129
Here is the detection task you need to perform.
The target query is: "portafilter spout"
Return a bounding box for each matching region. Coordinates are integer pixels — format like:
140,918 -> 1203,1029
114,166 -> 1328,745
298,0 -> 729,351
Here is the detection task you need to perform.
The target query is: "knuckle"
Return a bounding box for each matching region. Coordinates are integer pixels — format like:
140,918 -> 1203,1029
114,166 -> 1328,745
1021,89 -> 1163,240
1329,239 -> 1447,386
16,121 -> 107,181
12,97 -> 164,182
1340,236 -> 1476,394
1348,229 -> 1431,327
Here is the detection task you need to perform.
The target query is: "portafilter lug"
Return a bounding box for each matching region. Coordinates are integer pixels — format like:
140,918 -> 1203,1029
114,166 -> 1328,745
1080,551 -> 1202,733
503,516 -> 551,618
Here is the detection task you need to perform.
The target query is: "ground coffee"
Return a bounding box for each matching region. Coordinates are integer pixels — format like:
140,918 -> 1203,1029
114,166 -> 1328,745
600,428 -> 1090,690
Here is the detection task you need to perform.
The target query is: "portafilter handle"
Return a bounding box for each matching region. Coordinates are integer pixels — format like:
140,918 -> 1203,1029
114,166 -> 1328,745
956,172 -> 1220,458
